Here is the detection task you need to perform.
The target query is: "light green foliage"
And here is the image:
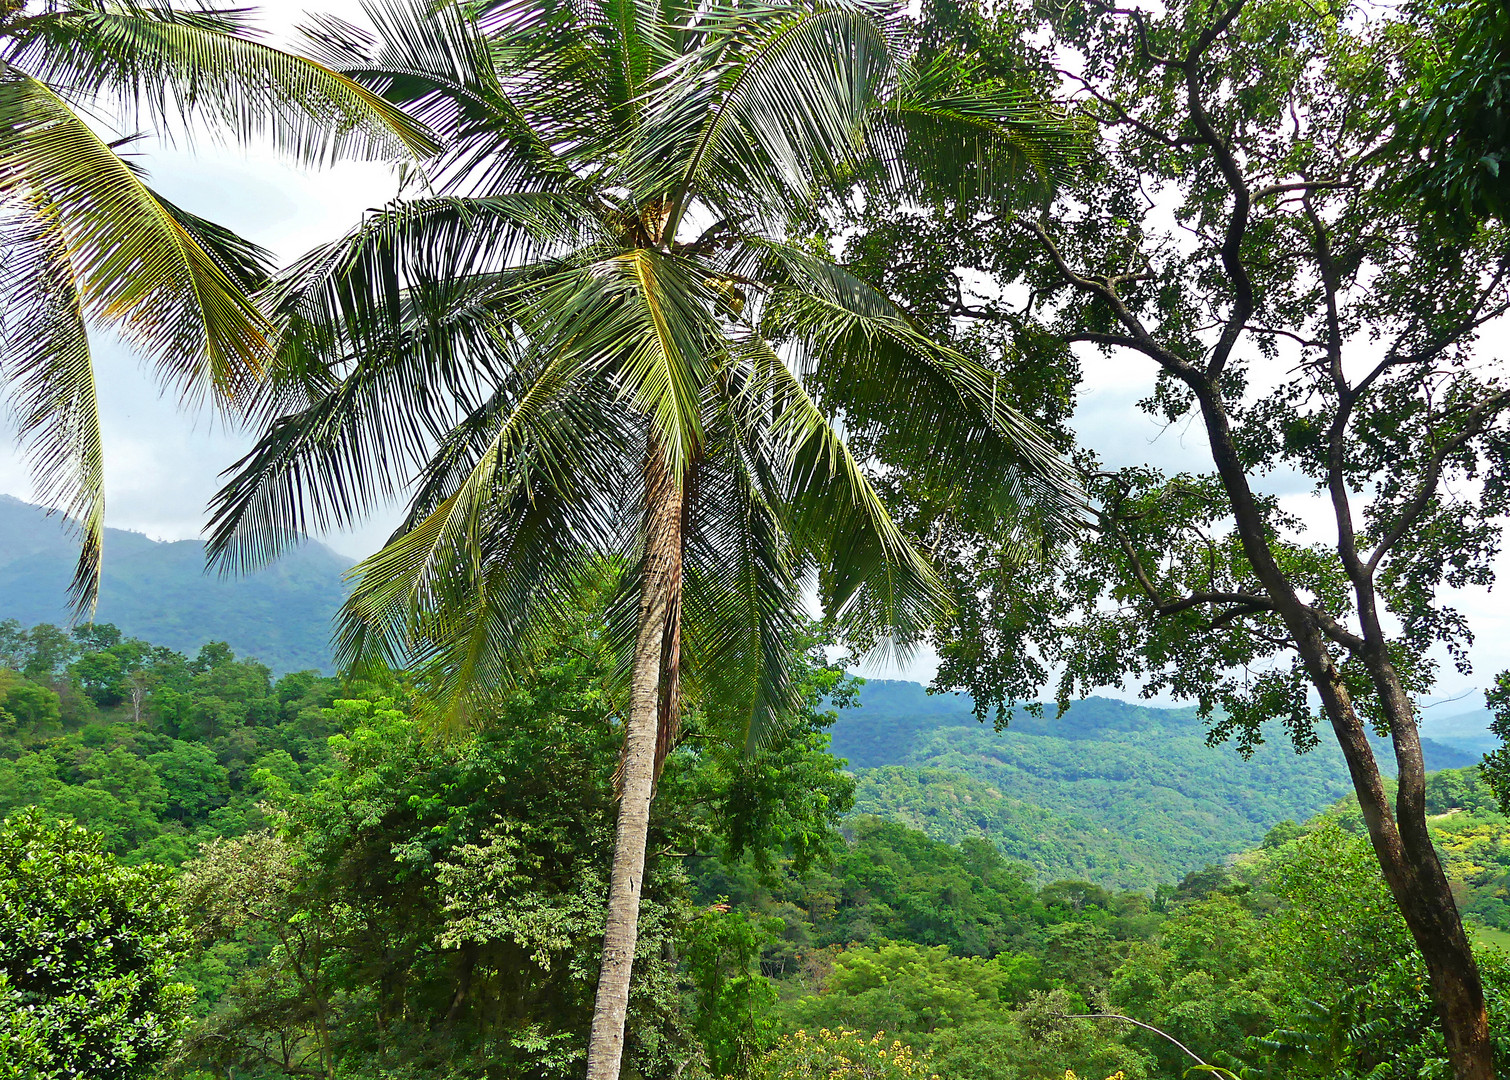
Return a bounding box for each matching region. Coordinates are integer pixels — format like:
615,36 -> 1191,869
1265,821 -> 1415,993
693,816 -> 1056,965
758,1029 -> 937,1080
778,942 -> 1044,1035
682,906 -> 781,1079
0,808 -> 193,1079
0,671 -> 61,738
1108,894 -> 1280,1074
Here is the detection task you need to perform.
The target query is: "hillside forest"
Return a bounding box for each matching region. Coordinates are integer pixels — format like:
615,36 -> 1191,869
3,0 -> 1510,1073
6,618 -> 1510,1080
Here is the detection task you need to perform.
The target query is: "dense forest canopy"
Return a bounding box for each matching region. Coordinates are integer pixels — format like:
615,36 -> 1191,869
6,619 -> 1510,1079
2,0 -> 1510,1070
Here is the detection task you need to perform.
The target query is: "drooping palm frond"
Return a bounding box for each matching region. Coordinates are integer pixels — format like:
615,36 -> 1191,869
301,0 -> 592,194
679,395 -> 805,750
0,70 -> 271,397
0,212 -> 103,611
725,331 -> 949,652
206,271 -> 535,572
335,378 -> 636,725
6,0 -> 437,161
152,188 -> 274,290
257,194 -> 597,379
742,238 -> 1084,533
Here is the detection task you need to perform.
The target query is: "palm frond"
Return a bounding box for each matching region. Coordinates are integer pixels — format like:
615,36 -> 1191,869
259,194 -> 597,381
658,1 -> 893,237
336,376 -> 633,724
727,331 -> 948,656
679,398 -> 805,749
302,0 -> 591,194
0,69 -> 268,404
0,211 -> 103,614
8,0 -> 437,162
867,52 -> 1086,206
743,238 -> 1086,534
207,269 -> 541,573
152,187 -> 274,290
506,247 -> 720,477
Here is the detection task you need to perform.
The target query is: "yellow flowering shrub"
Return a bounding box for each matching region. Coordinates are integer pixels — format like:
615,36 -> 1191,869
757,1028 -> 936,1080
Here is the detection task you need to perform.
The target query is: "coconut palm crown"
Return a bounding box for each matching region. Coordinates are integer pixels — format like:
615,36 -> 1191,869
205,0 -> 1084,1075
0,0 -> 435,610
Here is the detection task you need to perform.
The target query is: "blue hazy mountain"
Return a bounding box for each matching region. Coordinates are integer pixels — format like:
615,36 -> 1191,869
0,495 -> 349,672
1420,702 -> 1497,756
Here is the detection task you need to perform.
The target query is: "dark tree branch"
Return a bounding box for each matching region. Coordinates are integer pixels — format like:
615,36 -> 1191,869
1018,218 -> 1198,378
1057,67 -> 1197,148
1183,0 -> 1256,382
1251,178 -> 1357,200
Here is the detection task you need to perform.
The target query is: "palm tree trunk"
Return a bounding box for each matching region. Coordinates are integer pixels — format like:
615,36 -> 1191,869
585,442 -> 684,1080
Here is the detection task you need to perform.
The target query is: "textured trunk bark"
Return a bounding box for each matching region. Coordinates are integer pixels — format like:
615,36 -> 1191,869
1312,654 -> 1493,1080
1195,398 -> 1491,1080
1194,388 -> 1494,1080
584,442 -> 683,1080
1370,659 -> 1493,1080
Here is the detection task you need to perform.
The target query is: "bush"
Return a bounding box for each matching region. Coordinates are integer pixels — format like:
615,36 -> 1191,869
758,1028 -> 936,1080
0,809 -> 193,1079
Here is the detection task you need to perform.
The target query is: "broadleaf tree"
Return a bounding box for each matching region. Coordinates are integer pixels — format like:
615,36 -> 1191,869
0,0 -> 435,612
203,0 -> 1085,1076
832,0 -> 1510,1077
0,808 -> 193,1080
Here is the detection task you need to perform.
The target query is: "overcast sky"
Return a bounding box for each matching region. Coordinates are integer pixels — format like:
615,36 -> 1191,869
1,2 -> 1505,708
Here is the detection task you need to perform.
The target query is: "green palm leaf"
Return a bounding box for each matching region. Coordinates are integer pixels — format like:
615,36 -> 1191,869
8,0 -> 437,161
0,212 -> 103,611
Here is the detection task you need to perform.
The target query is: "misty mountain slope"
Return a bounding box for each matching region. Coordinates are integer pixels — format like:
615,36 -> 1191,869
0,496 -> 348,672
1421,705 -> 1497,756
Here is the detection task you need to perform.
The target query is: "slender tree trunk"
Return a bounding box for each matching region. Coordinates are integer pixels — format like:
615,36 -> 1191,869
1305,647 -> 1492,1079
1369,658 -> 1492,1080
1196,391 -> 1494,1080
585,442 -> 684,1080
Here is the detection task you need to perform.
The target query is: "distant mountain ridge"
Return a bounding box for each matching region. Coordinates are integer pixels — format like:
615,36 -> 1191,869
1420,703 -> 1497,756
1,494 -> 1492,889
0,495 -> 348,672
830,680 -> 1479,889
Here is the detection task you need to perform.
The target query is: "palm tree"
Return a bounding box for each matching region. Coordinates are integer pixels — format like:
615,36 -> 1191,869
0,0 -> 434,610
205,0 -> 1083,1075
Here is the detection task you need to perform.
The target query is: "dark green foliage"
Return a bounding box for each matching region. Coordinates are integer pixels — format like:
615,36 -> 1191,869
0,808 -> 193,1079
1399,0 -> 1510,228
682,908 -> 780,1079
0,623 -> 341,863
